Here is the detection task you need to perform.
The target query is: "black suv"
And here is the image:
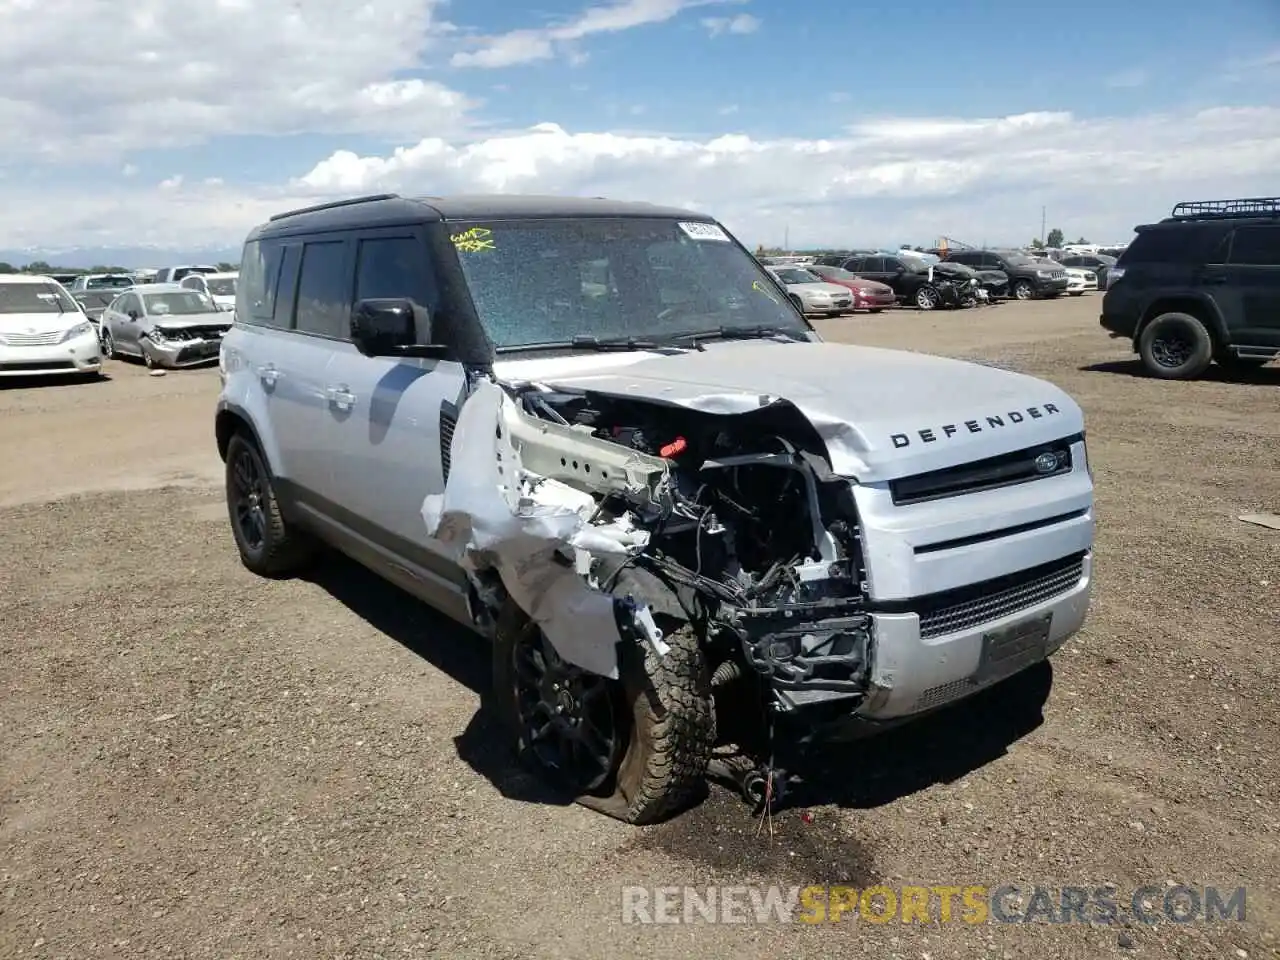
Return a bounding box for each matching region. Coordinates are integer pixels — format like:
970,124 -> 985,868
1099,197 -> 1280,379
942,249 -> 1069,300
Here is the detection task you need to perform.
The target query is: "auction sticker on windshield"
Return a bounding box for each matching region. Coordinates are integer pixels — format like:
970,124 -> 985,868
678,221 -> 730,241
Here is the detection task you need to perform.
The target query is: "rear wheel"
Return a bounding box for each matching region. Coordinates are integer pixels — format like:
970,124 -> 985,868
1137,311 -> 1214,380
225,433 -> 315,576
493,601 -> 714,824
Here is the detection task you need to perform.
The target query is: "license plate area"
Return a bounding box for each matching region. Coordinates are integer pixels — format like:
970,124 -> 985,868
976,612 -> 1052,684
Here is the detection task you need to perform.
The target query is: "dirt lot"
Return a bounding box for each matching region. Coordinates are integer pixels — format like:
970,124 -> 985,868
2,295 -> 1278,959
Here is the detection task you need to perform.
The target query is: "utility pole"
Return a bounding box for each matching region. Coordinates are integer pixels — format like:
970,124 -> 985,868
784,224 -> 790,253
1041,206 -> 1046,245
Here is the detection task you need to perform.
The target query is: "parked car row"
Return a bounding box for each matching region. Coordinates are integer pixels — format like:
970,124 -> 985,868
0,272 -> 232,379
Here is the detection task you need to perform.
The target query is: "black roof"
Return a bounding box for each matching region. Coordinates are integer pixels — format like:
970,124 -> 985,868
247,193 -> 715,240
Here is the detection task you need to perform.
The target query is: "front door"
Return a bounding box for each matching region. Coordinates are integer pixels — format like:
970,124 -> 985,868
322,229 -> 470,603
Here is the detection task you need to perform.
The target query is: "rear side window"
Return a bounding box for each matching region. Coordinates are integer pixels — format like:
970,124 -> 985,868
1120,226 -> 1219,265
1228,225 -> 1280,266
294,240 -> 350,339
238,240 -> 285,324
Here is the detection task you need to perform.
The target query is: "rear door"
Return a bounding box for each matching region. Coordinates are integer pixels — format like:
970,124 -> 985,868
1224,224 -> 1280,346
323,227 -> 470,602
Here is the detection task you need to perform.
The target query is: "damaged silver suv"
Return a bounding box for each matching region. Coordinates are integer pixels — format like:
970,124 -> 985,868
215,194 -> 1095,823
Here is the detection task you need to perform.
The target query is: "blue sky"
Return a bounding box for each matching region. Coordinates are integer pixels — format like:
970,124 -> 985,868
0,0 -> 1277,255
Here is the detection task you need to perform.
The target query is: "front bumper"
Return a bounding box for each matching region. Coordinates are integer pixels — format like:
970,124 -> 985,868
0,332 -> 103,377
856,551 -> 1092,720
1037,277 -> 1070,294
856,293 -> 897,309
804,297 -> 853,313
143,333 -> 224,368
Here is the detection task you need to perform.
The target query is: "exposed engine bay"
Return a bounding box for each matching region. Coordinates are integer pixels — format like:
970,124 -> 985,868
445,375 -> 877,717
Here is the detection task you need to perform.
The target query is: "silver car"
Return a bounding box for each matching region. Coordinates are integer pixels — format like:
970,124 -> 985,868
768,266 -> 854,315
100,283 -> 231,369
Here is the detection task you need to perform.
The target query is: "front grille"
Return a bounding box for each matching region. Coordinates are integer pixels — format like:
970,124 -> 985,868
0,360 -> 74,371
917,553 -> 1085,639
890,433 -> 1079,506
154,325 -> 227,342
2,331 -> 62,346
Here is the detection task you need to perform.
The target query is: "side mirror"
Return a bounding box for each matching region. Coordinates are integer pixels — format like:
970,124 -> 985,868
349,298 -> 446,359
127,310 -> 139,320
895,265 -> 905,273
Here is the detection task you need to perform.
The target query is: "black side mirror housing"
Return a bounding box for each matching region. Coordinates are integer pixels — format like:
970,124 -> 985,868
127,310 -> 139,320
350,298 -> 447,359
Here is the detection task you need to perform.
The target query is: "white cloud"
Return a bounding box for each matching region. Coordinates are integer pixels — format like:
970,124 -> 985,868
451,0 -> 738,68
718,104 -> 740,115
0,0 -> 471,161
4,105 -> 1280,252
701,13 -> 760,35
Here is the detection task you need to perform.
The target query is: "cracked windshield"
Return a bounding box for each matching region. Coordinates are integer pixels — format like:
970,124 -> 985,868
450,217 -> 810,348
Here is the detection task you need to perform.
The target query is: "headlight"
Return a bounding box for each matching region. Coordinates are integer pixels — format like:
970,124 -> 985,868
148,327 -> 167,342
1037,269 -> 1053,277
61,321 -> 94,342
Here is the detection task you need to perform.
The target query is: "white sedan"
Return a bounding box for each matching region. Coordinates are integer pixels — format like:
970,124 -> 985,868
1063,266 -> 1098,296
767,267 -> 854,315
0,274 -> 104,379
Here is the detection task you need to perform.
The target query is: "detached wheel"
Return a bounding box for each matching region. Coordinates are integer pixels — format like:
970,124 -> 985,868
225,433 -> 315,576
914,285 -> 940,310
493,601 -> 714,824
1138,312 -> 1214,380
1012,279 -> 1035,300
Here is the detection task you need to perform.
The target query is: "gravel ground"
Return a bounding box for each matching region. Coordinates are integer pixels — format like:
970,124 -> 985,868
2,296 -> 1278,959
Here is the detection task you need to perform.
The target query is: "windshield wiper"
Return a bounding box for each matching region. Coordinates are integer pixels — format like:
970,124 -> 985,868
568,335 -> 663,351
668,325 -> 803,348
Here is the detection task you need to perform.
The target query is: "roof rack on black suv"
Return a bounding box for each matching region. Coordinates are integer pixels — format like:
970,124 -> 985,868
1167,197 -> 1280,221
1099,197 -> 1280,379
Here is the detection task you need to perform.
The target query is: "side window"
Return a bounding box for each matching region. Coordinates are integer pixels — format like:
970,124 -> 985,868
238,240 -> 287,325
294,240 -> 351,339
353,236 -> 437,308
180,276 -> 202,290
120,293 -> 140,315
1228,226 -> 1280,266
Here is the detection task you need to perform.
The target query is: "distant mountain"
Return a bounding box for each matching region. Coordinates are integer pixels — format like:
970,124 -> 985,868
0,245 -> 242,270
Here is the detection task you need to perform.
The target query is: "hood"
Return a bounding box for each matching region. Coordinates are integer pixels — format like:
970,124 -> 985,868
0,311 -> 89,335
786,281 -> 850,296
494,340 -> 1084,482
851,278 -> 894,294
151,312 -> 231,331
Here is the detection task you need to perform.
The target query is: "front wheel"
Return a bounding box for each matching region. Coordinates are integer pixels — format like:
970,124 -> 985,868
492,602 -> 714,824
1137,312 -> 1214,380
1012,280 -> 1035,300
101,328 -> 116,359
915,285 -> 940,310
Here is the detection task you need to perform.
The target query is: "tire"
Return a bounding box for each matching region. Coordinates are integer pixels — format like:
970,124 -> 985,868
914,285 -> 939,310
1137,311 -> 1214,380
101,328 -> 116,359
788,294 -> 805,314
492,601 -> 714,824
225,432 -> 315,576
1012,280 -> 1035,300
141,345 -> 156,369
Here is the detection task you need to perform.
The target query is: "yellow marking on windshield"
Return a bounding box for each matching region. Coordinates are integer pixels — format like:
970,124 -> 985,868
752,279 -> 779,303
451,227 -> 496,252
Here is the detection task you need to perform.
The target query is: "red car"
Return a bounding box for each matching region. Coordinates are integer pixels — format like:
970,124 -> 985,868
806,265 -> 897,312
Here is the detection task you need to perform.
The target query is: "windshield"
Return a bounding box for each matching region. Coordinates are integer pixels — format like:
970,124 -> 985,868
0,283 -> 78,314
448,218 -> 810,349
773,268 -> 819,284
86,276 -> 133,290
1002,254 -> 1034,266
142,291 -> 217,316
206,277 -> 237,296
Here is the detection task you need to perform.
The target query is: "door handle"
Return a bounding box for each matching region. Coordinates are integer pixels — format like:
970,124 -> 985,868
327,385 -> 356,411
257,363 -> 281,388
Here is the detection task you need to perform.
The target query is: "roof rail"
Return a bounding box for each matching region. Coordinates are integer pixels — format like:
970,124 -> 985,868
268,193 -> 401,221
1169,197 -> 1280,220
